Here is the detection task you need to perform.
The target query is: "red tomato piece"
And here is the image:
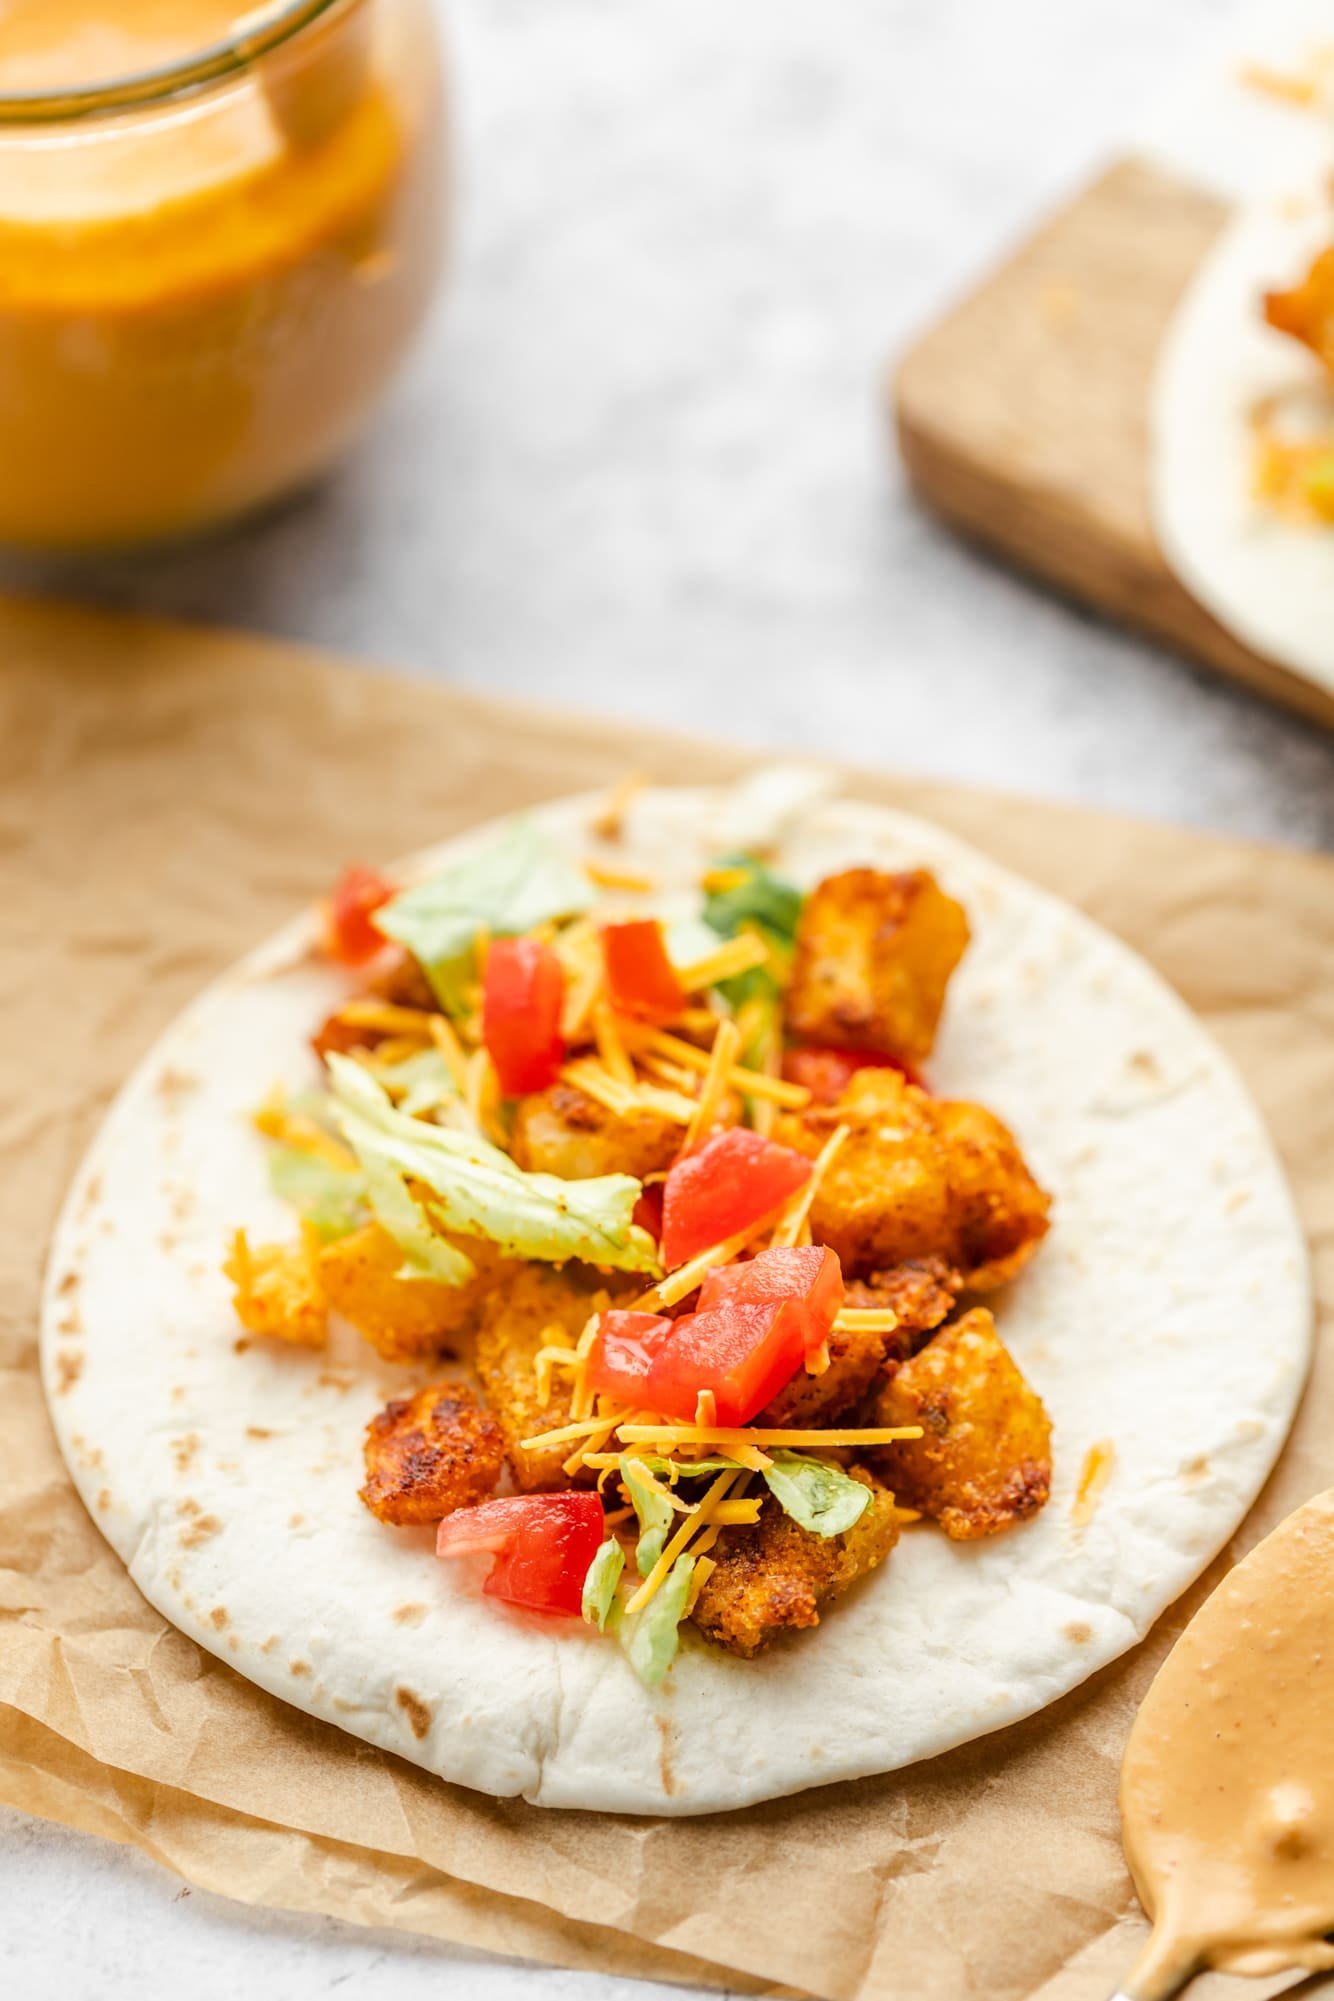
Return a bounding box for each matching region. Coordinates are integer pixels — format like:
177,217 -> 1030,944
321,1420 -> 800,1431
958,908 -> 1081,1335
326,864 -> 394,966
697,1244 -> 844,1361
586,1309 -> 676,1404
435,1493 -> 605,1617
781,1044 -> 924,1104
644,1297 -> 809,1425
602,920 -> 685,1020
659,1127 -> 811,1270
482,937 -> 567,1096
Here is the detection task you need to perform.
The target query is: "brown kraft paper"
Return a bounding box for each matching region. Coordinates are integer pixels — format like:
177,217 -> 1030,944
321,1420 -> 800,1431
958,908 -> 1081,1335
1,591 -> 1331,2001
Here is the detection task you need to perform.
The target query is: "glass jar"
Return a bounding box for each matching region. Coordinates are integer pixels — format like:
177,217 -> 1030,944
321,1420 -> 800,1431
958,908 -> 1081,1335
0,0 -> 447,548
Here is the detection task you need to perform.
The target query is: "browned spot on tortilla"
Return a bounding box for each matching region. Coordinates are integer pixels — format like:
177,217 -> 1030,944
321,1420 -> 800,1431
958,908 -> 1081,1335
156,1067 -> 199,1109
1181,1453 -> 1211,1484
56,1309 -> 82,1338
172,1434 -> 199,1474
96,1488 -> 110,1511
290,1660 -> 311,1678
1128,1049 -> 1161,1081
227,1635 -> 239,1651
57,1269 -> 80,1298
1072,1440 -> 1116,1528
316,1369 -> 357,1393
163,1183 -> 194,1224
288,1512 -> 305,1529
656,1715 -> 678,1797
234,1338 -> 252,1355
170,1385 -> 187,1405
245,1426 -> 274,1440
332,1696 -> 360,1714
79,1173 -> 103,1216
1065,1621 -> 1093,1645
208,1607 -> 228,1630
159,1233 -> 180,1256
393,1603 -> 429,1627
55,1351 -> 83,1395
1225,1187 -> 1253,1215
260,1634 -> 279,1654
396,1688 -> 432,1740
179,1513 -> 222,1549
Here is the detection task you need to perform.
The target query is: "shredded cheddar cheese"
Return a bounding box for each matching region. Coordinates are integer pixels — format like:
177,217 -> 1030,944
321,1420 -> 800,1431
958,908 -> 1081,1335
253,1101 -> 359,1173
832,1307 -> 900,1334
615,1422 -> 923,1450
427,1012 -> 471,1094
694,1390 -> 718,1429
632,1216 -> 779,1313
592,998 -> 637,1090
700,865 -> 752,895
337,999 -> 435,1038
684,1555 -> 716,1614
624,1469 -> 743,1614
645,1029 -> 810,1109
771,1123 -> 849,1250
589,772 -> 647,841
584,860 -> 657,893
557,1057 -> 638,1116
681,1017 -> 741,1151
674,931 -> 771,994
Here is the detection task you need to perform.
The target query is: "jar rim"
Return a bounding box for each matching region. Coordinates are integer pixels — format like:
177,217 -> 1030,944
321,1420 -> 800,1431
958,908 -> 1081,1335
0,0 -> 352,125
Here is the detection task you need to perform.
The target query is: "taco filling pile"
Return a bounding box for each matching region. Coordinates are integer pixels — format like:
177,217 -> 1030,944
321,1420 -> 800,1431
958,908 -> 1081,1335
225,796 -> 1053,1685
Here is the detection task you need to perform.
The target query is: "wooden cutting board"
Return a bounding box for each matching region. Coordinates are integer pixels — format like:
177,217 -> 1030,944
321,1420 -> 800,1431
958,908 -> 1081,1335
894,157 -> 1334,734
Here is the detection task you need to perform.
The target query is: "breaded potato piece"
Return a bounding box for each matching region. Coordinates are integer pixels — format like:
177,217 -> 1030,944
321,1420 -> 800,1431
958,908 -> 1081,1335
760,1257 -> 959,1426
360,1383 -> 504,1525
510,1083 -> 681,1182
784,1070 -> 1049,1287
786,867 -> 969,1067
224,1231 -> 326,1348
1265,245 -> 1334,375
474,1265 -> 629,1490
318,1221 -> 506,1362
868,1308 -> 1052,1540
690,1469 -> 899,1658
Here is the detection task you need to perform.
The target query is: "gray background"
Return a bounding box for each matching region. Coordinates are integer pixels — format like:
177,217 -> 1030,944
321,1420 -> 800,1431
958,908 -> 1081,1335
6,0 -> 1332,1996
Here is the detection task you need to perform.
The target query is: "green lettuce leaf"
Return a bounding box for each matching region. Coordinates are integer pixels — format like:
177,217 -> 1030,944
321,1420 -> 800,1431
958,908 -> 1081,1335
637,1455 -> 746,1479
373,820 -> 595,1014
581,1537 -> 625,1631
761,1453 -> 870,1537
701,853 -> 803,949
266,1145 -> 367,1242
621,1554 -> 696,1687
326,1056 -> 661,1278
364,1046 -> 461,1118
620,1456 -> 678,1577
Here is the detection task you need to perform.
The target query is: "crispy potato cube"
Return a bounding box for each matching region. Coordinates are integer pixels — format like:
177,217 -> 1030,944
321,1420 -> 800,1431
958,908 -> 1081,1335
783,1070 -> 1049,1287
318,1222 -> 508,1363
786,867 -> 970,1066
929,1097 -> 1053,1290
1265,245 -> 1334,375
869,1308 -> 1052,1540
360,1383 -> 504,1525
510,1083 -> 681,1181
690,1469 -> 899,1658
474,1265 -> 629,1490
224,1231 -> 326,1348
760,1260 -> 958,1427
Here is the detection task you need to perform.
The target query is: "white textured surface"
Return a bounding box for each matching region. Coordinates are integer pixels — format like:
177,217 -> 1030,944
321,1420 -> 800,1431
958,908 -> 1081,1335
7,0 -> 1334,1993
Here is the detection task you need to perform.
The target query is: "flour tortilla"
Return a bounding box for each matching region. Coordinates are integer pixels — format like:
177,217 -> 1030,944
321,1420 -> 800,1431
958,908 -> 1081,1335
40,783 -> 1311,1816
1151,187 -> 1334,694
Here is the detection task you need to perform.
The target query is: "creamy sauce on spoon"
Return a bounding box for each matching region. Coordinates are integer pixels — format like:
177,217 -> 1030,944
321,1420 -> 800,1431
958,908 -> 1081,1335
1120,1489 -> 1334,2000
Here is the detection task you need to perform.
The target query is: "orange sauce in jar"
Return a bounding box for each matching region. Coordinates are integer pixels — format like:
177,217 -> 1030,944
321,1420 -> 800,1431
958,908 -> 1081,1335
0,0 -> 446,547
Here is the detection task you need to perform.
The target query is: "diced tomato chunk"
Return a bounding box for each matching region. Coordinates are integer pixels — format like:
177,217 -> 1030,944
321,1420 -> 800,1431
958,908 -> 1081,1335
698,1244 -> 844,1361
435,1493 -> 605,1617
482,937 -> 566,1096
326,864 -> 394,966
659,1126 -> 811,1270
781,1044 -> 924,1104
586,1309 -> 676,1404
645,1297 -> 809,1425
602,920 -> 684,1020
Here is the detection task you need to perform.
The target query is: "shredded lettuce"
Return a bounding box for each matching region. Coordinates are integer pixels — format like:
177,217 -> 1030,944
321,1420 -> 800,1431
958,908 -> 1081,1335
373,820 -> 594,1013
326,1056 -> 661,1278
620,1456 -> 677,1577
701,852 -> 802,951
638,1454 -> 745,1479
266,1145 -> 367,1242
581,1537 -> 625,1631
761,1453 -> 870,1537
621,1554 -> 696,1687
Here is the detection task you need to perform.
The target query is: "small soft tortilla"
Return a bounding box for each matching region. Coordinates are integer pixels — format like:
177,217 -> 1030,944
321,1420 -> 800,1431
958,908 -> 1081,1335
40,786 -> 1310,1815
1151,189 -> 1334,693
